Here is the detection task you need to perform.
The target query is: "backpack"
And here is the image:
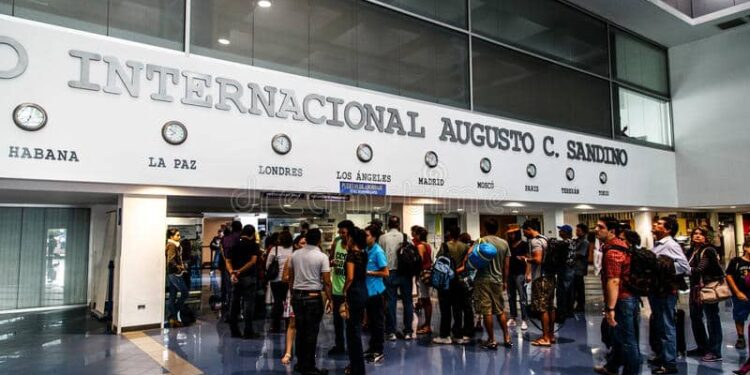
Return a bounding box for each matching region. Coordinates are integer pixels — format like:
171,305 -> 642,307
397,234 -> 422,277
431,254 -> 455,291
541,237 -> 570,274
178,304 -> 196,326
611,244 -> 660,296
265,246 -> 280,281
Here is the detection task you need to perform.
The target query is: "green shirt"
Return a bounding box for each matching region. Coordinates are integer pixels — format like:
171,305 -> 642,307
441,240 -> 469,270
331,238 -> 347,295
474,235 -> 511,284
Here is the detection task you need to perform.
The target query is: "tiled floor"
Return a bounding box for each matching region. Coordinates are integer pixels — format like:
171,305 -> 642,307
0,294 -> 746,374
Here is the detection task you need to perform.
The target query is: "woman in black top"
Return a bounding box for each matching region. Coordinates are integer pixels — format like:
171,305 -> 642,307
687,226 -> 724,362
343,227 -> 368,375
226,224 -> 261,339
506,227 -> 529,328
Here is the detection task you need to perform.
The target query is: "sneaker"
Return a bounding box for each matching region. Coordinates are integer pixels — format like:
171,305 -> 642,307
404,333 -> 415,340
432,336 -> 452,345
520,321 -> 528,331
453,336 -> 471,345
386,333 -> 397,341
366,352 -> 384,363
701,353 -> 722,362
737,337 -> 747,350
507,318 -> 516,327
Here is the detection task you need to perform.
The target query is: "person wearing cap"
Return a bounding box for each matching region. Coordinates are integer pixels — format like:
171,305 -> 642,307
556,224 -> 576,321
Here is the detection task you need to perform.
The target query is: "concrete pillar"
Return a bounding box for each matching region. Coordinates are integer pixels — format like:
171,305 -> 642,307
737,213 -> 745,257
465,211 -> 481,239
113,194 -> 167,333
401,204 -> 424,234
634,211 -> 654,249
542,209 -> 565,238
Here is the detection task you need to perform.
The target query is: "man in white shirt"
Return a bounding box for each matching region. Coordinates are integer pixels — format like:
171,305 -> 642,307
379,215 -> 415,340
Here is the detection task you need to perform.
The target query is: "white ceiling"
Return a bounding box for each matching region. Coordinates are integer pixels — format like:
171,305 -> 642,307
566,0 -> 750,47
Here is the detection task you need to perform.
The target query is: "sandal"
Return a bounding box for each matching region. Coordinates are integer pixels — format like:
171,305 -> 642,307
479,340 -> 498,350
417,326 -> 432,334
531,338 -> 552,347
281,353 -> 292,365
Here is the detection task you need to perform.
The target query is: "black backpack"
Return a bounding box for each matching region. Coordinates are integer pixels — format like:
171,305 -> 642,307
609,244 -> 660,296
265,246 -> 280,281
541,237 -> 570,274
397,233 -> 422,277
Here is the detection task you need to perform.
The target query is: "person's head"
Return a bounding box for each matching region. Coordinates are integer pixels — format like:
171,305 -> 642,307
365,225 -> 381,247
217,229 -> 223,236
306,228 -> 322,246
483,218 -> 499,236
459,232 -> 473,246
348,227 -> 367,251
278,231 -> 293,248
522,219 -> 541,238
337,220 -> 355,240
166,228 -> 180,241
575,223 -> 588,239
557,224 -> 573,239
506,228 -> 521,243
267,232 -> 278,246
231,220 -> 242,233
411,225 -> 427,242
623,230 -> 641,248
223,228 -> 231,237
293,234 -> 306,249
690,226 -> 709,246
446,226 -> 461,241
596,217 -> 620,242
652,217 -> 678,240
387,215 -> 401,230
300,222 -> 310,232
241,225 -> 256,241
743,242 -> 750,258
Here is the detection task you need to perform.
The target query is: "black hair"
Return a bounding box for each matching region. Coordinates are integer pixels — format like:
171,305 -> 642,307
522,219 -> 541,232
278,231 -> 293,247
350,227 -> 367,250
459,232 -> 473,245
231,220 -> 243,232
293,234 -> 305,248
300,222 -> 310,230
365,225 -> 382,240
484,218 -> 499,235
338,220 -> 355,231
387,215 -> 401,230
411,225 -> 428,242
660,217 -> 679,237
166,228 -> 179,240
506,230 -> 521,243
599,216 -> 622,235
446,226 -> 461,240
623,230 -> 641,248
223,228 -> 231,236
306,228 -> 322,246
576,223 -> 589,233
241,224 -> 256,241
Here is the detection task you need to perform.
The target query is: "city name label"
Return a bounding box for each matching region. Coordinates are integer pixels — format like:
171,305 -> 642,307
8,146 -> 79,162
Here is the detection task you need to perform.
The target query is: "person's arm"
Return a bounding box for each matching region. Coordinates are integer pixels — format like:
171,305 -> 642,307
605,277 -> 619,327
282,257 -> 293,284
266,247 -> 276,269
456,249 -> 469,274
166,243 -> 180,272
287,258 -> 295,289
344,260 -> 355,297
234,255 -> 258,275
417,243 -> 427,263
367,250 -> 389,278
322,271 -> 333,302
503,251 -> 510,290
525,247 -> 543,282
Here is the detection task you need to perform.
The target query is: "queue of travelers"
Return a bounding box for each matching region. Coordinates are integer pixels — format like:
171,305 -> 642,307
166,215 -> 750,375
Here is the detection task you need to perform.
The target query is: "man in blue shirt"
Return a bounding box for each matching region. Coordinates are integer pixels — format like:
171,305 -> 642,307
364,225 -> 389,363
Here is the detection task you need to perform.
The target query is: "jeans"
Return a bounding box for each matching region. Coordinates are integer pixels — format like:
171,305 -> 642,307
229,276 -> 257,334
689,293 -> 723,356
346,293 -> 366,375
292,294 -> 324,372
385,273 -> 414,335
167,273 -> 189,319
507,274 -> 527,320
221,269 -> 232,314
556,267 -> 575,319
649,294 -> 678,368
270,281 -> 289,331
332,295 -> 347,349
573,274 -> 586,310
437,283 -> 474,338
605,297 -> 641,375
366,293 -> 386,353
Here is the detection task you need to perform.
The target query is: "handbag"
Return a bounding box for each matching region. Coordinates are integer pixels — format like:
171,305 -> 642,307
339,301 -> 350,320
266,246 -> 280,281
690,247 -> 730,304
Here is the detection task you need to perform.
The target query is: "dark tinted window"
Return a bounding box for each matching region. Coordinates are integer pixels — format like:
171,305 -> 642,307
0,0 -> 11,15
612,30 -> 669,95
14,0 -> 107,34
473,38 -> 612,137
471,0 -> 609,76
108,0 -> 185,50
380,0 -> 467,28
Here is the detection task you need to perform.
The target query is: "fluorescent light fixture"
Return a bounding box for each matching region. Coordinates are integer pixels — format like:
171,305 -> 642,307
283,204 -> 291,208
731,206 -> 737,209
258,0 -> 272,7
373,206 -> 381,210
217,38 -> 230,45
511,209 -> 519,214
457,208 -> 465,212
575,204 -> 594,210
639,207 -> 650,211
504,202 -> 524,207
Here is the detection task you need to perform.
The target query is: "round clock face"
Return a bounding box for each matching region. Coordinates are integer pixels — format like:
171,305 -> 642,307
480,158 -> 492,173
424,151 -> 438,168
357,143 -> 373,163
271,133 -> 292,155
162,121 -> 187,145
566,167 -> 576,181
526,163 -> 537,178
599,171 -> 608,184
13,103 -> 47,131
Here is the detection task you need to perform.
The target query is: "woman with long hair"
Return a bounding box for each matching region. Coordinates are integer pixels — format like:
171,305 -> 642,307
343,227 -> 369,375
412,225 -> 433,335
281,235 -> 306,365
686,226 -> 724,362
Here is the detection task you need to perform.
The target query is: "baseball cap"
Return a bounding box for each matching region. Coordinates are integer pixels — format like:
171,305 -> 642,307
557,224 -> 573,234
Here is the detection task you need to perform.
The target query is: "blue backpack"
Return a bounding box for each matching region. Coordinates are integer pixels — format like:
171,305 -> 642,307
431,255 -> 455,291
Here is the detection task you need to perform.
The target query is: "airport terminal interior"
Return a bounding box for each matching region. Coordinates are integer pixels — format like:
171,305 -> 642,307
2,0 -> 750,374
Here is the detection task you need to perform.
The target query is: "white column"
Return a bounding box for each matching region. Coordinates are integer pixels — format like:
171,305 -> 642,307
563,211 -> 579,227
113,194 -> 167,333
465,211 -> 481,239
634,211 -> 654,249
401,204 -> 424,234
542,209 -> 565,237
737,213 -> 745,257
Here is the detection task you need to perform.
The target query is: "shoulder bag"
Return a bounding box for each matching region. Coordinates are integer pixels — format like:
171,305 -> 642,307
692,247 -> 730,304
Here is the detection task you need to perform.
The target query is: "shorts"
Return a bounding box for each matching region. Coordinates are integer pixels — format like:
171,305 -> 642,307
473,280 -> 505,315
733,296 -> 750,322
418,279 -> 431,299
531,276 -> 556,313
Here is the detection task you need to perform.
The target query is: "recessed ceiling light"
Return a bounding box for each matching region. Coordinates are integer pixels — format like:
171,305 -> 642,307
217,38 -> 230,45
373,206 -> 381,210
283,204 -> 291,208
258,0 -> 272,7
457,208 -> 464,212
511,209 -> 519,214
731,206 -> 737,209
575,204 -> 594,210
504,202 -> 524,207
639,207 -> 650,211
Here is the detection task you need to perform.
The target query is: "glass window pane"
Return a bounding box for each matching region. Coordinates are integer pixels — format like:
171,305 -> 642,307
253,0 -> 310,76
14,0 -> 107,35
471,0 -> 609,76
190,0 -> 254,66
380,0 -> 467,29
108,0 -> 185,50
357,3 -> 402,95
0,0 -> 11,15
613,30 -> 669,95
0,208 -> 22,310
616,87 -> 672,147
310,0 -> 357,86
473,38 -> 611,137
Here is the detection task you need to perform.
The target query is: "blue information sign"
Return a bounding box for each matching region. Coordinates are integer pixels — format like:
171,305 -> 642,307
339,181 -> 387,196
